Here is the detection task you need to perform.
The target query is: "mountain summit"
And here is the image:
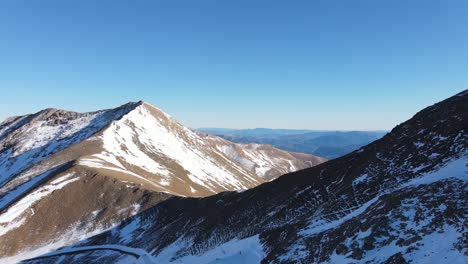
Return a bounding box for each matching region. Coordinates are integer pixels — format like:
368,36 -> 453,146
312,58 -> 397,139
0,101 -> 324,261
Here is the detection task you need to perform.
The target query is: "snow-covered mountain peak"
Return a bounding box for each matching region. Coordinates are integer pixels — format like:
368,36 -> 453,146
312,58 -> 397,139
78,101 -> 324,196
0,101 -> 326,261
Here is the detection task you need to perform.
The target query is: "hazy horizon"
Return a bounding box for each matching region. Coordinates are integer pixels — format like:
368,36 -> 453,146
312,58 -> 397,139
197,127 -> 389,132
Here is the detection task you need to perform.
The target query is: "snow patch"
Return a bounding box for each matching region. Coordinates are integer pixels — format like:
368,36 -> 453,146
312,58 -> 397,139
404,156 -> 467,187
0,222 -> 115,264
300,195 -> 380,236
326,225 -> 465,264
352,174 -> 369,186
0,173 -> 79,236
172,235 -> 265,264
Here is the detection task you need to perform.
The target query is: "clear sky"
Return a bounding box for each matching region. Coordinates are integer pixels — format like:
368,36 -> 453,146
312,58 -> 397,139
0,0 -> 466,130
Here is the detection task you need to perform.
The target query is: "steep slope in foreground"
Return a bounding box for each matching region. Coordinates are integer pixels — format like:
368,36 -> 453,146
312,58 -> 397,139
0,102 -> 324,261
24,90 -> 468,264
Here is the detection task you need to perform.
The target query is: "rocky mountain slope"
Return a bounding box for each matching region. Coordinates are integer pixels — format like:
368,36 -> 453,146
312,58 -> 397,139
20,90 -> 467,264
0,102 -> 324,262
199,134 -> 325,181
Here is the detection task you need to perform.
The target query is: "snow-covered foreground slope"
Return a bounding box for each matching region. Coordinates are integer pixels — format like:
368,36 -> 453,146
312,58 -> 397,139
19,235 -> 265,264
0,101 -> 324,261
21,90 -> 467,264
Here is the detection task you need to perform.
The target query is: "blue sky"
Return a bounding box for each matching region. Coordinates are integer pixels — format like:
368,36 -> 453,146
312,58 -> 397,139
0,0 -> 466,130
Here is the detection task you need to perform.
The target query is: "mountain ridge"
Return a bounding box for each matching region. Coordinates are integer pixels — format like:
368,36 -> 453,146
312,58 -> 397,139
19,90 -> 467,264
0,101 -> 325,260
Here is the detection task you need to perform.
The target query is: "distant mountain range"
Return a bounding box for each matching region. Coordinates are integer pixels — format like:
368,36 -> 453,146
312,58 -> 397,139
198,128 -> 387,159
